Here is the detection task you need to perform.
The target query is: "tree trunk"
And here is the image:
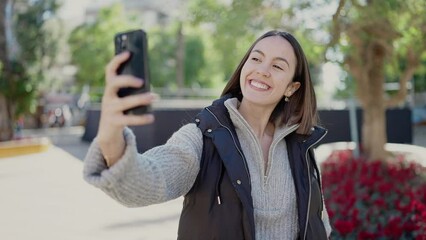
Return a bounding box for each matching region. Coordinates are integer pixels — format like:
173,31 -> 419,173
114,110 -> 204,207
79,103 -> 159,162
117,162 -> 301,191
343,10 -> 402,160
361,101 -> 387,160
0,0 -> 14,141
332,0 -> 426,160
175,23 -> 185,96
0,95 -> 14,141
360,40 -> 389,159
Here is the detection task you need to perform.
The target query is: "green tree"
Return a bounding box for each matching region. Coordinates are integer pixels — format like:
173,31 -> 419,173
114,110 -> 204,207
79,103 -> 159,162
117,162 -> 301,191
149,24 -> 207,90
68,4 -> 209,99
148,27 -> 177,89
0,0 -> 61,141
188,0 -> 326,85
68,4 -> 141,101
321,0 -> 426,159
184,34 -> 205,86
188,0 -> 287,80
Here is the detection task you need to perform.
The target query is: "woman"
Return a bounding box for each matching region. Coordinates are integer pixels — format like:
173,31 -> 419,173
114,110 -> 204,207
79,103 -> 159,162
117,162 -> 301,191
84,30 -> 332,239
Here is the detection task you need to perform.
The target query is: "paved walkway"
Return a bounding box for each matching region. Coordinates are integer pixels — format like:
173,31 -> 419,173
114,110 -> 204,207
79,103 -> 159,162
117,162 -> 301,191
0,127 -> 182,240
1,125 -> 425,240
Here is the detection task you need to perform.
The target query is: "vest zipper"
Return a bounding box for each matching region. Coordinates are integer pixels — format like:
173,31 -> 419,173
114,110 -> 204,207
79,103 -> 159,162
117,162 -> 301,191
206,108 -> 251,185
303,129 -> 327,240
264,124 -> 299,186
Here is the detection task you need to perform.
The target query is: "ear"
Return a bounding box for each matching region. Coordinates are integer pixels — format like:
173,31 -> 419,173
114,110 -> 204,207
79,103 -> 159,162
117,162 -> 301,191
285,82 -> 301,97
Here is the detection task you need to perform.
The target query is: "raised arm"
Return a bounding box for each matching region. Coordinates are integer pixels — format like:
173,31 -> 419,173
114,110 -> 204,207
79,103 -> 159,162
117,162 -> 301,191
97,51 -> 156,166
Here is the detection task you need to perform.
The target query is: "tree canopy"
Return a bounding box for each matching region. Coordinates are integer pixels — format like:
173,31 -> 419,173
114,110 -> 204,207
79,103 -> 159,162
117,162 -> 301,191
0,0 -> 61,140
319,0 -> 426,159
68,4 -> 138,97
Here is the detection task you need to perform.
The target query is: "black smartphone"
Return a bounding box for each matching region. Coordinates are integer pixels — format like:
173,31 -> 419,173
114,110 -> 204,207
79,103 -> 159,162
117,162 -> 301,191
114,29 -> 151,115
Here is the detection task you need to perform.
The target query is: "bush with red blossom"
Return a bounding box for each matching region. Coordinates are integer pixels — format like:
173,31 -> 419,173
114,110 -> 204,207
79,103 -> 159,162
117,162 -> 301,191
321,149 -> 426,239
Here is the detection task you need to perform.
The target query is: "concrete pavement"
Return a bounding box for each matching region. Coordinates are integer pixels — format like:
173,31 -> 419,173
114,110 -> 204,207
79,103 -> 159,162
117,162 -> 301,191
0,127 -> 182,240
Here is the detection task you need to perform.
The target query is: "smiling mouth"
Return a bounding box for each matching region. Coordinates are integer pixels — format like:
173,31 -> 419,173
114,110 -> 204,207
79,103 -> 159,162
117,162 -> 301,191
250,80 -> 270,90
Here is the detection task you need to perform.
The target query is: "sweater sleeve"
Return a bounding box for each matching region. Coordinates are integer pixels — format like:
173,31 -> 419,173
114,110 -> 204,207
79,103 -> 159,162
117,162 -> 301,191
322,202 -> 332,238
83,123 -> 203,207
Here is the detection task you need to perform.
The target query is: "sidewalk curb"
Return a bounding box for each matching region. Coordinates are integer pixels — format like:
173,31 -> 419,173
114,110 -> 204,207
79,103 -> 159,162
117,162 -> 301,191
316,142 -> 426,167
0,137 -> 51,158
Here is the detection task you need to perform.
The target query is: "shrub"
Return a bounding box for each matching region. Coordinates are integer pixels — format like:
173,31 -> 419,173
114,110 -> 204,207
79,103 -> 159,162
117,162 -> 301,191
321,149 -> 426,239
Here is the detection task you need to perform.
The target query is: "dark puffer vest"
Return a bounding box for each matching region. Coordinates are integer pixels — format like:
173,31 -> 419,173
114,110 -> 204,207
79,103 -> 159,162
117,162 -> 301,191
177,96 -> 328,240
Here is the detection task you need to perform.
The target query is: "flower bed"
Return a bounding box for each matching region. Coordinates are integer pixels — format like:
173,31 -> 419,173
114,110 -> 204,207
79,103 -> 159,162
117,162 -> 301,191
321,149 -> 426,239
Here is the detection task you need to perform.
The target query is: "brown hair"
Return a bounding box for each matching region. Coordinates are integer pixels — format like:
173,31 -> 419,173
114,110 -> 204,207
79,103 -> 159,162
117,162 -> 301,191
221,30 -> 318,135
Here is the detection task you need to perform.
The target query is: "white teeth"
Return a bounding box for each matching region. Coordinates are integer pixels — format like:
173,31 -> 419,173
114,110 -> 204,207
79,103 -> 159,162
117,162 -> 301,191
250,80 -> 269,90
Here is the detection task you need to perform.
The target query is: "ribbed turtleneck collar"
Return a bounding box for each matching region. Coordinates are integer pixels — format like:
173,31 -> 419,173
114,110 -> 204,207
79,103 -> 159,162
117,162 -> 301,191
223,98 -> 299,143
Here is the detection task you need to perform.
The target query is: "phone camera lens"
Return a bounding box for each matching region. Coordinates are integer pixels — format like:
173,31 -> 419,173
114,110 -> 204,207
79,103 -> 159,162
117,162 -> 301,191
120,35 -> 127,50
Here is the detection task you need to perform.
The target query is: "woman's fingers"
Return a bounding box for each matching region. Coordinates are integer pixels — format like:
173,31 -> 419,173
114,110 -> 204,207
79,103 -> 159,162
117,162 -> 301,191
105,51 -> 130,81
101,107 -> 155,127
104,75 -> 144,97
100,53 -> 157,129
104,52 -> 146,98
105,92 -> 156,114
119,114 -> 155,126
101,92 -> 157,127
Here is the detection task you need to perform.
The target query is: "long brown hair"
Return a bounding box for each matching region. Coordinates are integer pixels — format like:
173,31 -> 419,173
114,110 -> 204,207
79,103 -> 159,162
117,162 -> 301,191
221,30 -> 318,135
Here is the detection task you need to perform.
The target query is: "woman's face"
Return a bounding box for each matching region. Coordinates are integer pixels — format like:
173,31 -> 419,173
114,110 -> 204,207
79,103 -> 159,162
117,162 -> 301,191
239,36 -> 300,109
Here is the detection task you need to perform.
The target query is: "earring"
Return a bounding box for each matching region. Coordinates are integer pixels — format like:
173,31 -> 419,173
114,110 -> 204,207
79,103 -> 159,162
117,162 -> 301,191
285,90 -> 291,102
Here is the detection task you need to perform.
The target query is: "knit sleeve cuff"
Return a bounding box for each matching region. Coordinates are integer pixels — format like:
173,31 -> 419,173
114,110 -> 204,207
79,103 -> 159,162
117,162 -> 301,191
83,127 -> 138,188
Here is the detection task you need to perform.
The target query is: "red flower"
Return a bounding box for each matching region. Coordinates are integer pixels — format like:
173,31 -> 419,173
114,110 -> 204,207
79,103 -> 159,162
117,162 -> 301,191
334,220 -> 355,235
321,150 -> 426,239
417,235 -> 426,240
358,231 -> 378,239
373,198 -> 386,208
384,216 -> 403,237
377,182 -> 393,194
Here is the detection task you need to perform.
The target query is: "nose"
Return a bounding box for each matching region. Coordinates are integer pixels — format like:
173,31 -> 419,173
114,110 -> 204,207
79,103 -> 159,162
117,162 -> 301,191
256,64 -> 271,78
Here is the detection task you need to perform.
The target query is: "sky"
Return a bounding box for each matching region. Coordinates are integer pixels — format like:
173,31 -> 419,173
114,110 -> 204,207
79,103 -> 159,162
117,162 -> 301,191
57,0 -> 117,27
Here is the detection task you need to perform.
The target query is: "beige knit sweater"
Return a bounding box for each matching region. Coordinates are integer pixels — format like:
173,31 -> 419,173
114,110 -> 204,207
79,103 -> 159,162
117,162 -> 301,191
84,98 -> 332,239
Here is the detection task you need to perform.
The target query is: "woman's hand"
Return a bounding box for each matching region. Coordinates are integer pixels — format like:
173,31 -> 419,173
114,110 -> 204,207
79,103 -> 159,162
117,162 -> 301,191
97,51 -> 156,166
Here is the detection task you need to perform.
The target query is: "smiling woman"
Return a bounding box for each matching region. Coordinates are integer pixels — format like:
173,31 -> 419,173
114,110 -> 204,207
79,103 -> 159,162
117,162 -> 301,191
238,37 -> 299,115
83,30 -> 332,240
222,31 -> 318,135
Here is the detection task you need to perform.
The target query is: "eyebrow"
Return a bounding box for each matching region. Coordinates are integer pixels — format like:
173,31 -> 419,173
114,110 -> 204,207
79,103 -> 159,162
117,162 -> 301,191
252,49 -> 290,68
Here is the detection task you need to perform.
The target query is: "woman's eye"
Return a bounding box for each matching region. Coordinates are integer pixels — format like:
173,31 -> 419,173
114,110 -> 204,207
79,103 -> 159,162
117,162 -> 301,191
273,64 -> 283,70
251,57 -> 260,62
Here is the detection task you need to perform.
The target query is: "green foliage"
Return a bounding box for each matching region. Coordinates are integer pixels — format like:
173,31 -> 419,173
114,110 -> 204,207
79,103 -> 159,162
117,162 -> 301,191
188,0 -> 327,83
14,0 -> 61,70
188,0 -> 285,81
69,0 -> 329,98
413,68 -> 426,92
0,61 -> 36,116
326,0 -> 426,95
375,0 -> 426,92
390,0 -> 426,94
0,0 -> 61,117
68,6 -> 212,97
148,27 -> 177,88
184,35 -> 206,87
68,4 -> 140,92
153,25 -> 213,88
334,74 -> 356,100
